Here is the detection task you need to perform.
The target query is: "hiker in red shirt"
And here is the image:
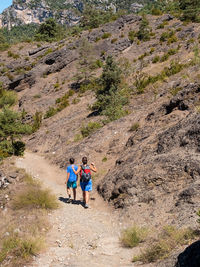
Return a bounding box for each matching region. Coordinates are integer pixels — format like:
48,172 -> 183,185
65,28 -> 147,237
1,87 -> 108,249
72,157 -> 97,209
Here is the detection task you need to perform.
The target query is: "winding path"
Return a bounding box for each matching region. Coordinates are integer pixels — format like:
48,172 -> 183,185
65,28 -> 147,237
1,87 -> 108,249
16,152 -> 134,267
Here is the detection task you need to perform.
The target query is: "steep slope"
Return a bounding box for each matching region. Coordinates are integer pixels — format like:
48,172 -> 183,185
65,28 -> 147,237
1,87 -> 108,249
1,12 -> 200,266
2,13 -> 199,227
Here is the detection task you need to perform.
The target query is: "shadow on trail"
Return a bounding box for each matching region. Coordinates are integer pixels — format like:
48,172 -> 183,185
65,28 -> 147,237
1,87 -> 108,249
58,197 -> 85,207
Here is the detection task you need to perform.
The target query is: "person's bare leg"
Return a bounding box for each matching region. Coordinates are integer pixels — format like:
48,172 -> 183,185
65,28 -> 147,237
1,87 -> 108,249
72,188 -> 76,201
67,187 -> 71,199
82,191 -> 86,203
85,191 -> 89,205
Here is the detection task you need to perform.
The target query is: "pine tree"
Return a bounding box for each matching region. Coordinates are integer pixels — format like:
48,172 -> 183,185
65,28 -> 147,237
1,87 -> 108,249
92,56 -> 128,121
0,108 -> 32,157
179,0 -> 200,22
137,16 -> 150,41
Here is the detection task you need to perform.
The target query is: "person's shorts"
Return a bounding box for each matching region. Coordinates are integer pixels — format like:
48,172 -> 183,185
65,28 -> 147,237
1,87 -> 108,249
67,181 -> 77,189
80,179 -> 92,192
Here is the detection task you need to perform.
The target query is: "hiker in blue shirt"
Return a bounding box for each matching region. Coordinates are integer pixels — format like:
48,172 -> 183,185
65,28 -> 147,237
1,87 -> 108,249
65,157 -> 78,202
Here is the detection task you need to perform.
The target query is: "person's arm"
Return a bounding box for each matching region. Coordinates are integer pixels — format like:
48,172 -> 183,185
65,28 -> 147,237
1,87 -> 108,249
65,167 -> 70,184
72,165 -> 81,175
90,163 -> 97,172
66,172 -> 70,184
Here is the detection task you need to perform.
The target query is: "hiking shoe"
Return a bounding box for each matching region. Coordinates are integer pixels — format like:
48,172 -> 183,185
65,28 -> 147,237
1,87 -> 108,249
84,204 -> 89,209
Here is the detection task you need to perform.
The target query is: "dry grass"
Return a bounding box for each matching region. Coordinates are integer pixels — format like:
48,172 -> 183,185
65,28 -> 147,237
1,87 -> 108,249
12,175 -> 59,210
121,225 -> 148,248
0,233 -> 44,264
133,226 -> 199,263
0,171 -> 58,266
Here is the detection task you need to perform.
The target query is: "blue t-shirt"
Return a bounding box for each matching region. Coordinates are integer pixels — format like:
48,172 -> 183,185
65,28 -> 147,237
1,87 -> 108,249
66,165 -> 78,182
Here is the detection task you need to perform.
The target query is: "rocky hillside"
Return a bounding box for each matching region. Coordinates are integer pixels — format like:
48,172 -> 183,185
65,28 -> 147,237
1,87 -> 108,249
0,11 -> 200,265
0,0 -> 144,28
1,12 -> 200,225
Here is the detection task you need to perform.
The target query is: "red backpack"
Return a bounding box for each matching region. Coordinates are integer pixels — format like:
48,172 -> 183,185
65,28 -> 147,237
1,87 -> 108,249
80,165 -> 91,182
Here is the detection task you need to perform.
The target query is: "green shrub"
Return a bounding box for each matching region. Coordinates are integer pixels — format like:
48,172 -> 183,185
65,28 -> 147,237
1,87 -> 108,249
157,21 -> 168,29
130,123 -> 140,132
160,53 -> 169,62
151,7 -> 162,15
95,37 -> 101,42
111,38 -> 118,43
13,141 -> 26,156
167,35 -> 178,44
80,122 -> 102,138
93,59 -> 103,68
128,30 -> 135,43
137,16 -> 151,41
121,226 -> 148,248
170,87 -> 182,96
33,94 -> 41,99
35,18 -> 65,42
32,111 -> 43,132
92,56 -> 129,121
44,107 -> 57,118
0,140 -> 14,158
138,52 -> 149,60
0,90 -> 17,108
102,157 -> 107,162
152,55 -> 160,63
74,133 -> 83,142
0,108 -> 32,158
102,32 -> 111,39
13,186 -> 59,210
54,83 -> 60,90
7,50 -> 20,59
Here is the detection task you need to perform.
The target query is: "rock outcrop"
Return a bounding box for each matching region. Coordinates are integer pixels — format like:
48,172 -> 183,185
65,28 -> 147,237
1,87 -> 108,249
97,82 -> 200,227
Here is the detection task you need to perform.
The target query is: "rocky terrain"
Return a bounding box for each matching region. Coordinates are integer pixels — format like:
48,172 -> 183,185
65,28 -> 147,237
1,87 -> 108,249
0,11 -> 200,266
0,0 -> 144,28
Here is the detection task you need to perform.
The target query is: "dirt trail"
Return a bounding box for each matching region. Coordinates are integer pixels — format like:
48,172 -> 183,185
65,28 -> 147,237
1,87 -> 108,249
15,152 -> 135,267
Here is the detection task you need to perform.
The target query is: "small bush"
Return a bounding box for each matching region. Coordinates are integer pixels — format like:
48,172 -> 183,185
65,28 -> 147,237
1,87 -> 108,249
157,21 -> 168,29
160,53 -> 169,62
32,111 -> 43,132
72,98 -> 80,104
151,7 -> 162,16
80,122 -> 102,138
13,141 -> 26,156
137,16 -> 150,41
160,30 -> 173,42
167,35 -> 178,44
152,55 -> 160,63
95,37 -> 101,42
102,32 -> 111,39
121,226 -> 148,248
102,157 -> 107,162
7,50 -> 20,59
74,133 -> 83,142
0,90 -> 17,108
170,87 -> 182,96
0,234 -> 43,264
33,94 -> 41,99
133,226 -> 198,263
54,82 -> 60,89
130,123 -> 140,132
13,187 -> 59,210
111,38 -> 118,43
44,107 -> 57,118
128,30 -> 135,43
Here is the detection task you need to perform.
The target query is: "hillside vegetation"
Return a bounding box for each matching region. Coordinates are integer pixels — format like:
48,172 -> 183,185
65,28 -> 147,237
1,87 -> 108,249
0,1 -> 200,266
